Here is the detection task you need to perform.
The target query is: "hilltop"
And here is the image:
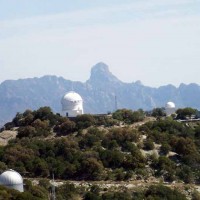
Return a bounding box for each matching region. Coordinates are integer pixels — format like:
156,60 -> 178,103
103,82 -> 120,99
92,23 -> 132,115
0,107 -> 200,199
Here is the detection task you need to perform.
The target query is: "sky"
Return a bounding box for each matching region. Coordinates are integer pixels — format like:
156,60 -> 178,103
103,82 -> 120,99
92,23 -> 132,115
0,0 -> 200,87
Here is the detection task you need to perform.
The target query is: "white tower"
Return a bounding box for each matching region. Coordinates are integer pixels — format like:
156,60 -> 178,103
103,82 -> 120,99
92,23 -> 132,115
0,169 -> 24,192
165,101 -> 176,116
61,91 -> 84,117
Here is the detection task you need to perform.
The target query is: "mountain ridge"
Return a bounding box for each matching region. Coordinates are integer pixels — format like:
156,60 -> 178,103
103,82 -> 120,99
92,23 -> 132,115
1,62 -> 200,126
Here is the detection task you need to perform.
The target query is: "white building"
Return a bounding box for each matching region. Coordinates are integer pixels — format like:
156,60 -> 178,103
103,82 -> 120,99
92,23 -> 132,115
61,91 -> 84,117
0,169 -> 24,192
165,101 -> 176,116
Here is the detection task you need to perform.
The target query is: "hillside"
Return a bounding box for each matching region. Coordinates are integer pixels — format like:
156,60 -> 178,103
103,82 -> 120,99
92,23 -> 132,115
1,107 -> 200,199
1,62 -> 200,126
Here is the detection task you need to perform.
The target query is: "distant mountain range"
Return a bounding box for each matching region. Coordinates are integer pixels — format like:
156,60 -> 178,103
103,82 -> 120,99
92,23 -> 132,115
1,62 -> 200,126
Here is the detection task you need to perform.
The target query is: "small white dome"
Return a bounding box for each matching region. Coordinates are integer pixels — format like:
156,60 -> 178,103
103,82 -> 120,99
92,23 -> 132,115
165,101 -> 175,108
165,101 -> 176,116
0,169 -> 23,185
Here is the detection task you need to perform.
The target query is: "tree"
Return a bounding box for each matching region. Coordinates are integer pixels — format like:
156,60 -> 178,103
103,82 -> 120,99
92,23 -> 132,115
112,109 -> 144,124
176,107 -> 197,120
194,125 -> 200,138
75,114 -> 96,129
0,161 -> 7,171
157,156 -> 176,181
81,158 -> 104,180
152,107 -> 166,117
143,139 -> 154,150
177,165 -> 194,183
102,192 -> 132,200
100,150 -> 124,168
145,184 -> 187,200
107,127 -> 140,145
175,137 -> 197,156
84,192 -> 102,200
17,126 -> 36,138
55,120 -> 76,136
57,183 -> 81,200
33,158 -> 50,177
160,143 -> 171,155
3,144 -> 35,169
31,119 -> 51,137
34,106 -> 58,126
12,112 -> 24,126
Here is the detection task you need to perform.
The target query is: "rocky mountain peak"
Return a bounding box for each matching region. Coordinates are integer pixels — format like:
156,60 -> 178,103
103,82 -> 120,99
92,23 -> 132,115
91,62 -> 109,73
88,62 -> 120,84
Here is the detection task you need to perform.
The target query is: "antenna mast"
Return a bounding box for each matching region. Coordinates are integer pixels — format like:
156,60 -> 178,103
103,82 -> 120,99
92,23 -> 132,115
115,95 -> 118,111
51,174 -> 56,200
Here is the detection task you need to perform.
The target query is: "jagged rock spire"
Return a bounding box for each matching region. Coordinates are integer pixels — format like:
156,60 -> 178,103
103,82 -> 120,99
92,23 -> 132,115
88,62 -> 120,84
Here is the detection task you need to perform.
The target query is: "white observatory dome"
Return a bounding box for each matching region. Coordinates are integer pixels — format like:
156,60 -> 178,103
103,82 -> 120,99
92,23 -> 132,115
0,169 -> 24,192
166,102 -> 175,108
61,91 -> 84,117
165,101 -> 176,116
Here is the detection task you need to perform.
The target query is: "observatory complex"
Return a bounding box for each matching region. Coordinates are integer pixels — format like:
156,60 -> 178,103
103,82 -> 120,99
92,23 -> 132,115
0,169 -> 24,192
165,101 -> 176,116
61,91 -> 84,117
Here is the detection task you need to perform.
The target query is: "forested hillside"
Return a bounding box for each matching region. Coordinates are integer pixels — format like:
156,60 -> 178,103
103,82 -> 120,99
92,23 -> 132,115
1,107 -> 200,199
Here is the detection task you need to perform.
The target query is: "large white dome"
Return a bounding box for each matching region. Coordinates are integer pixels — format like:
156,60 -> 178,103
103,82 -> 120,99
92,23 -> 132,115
165,101 -> 175,108
0,169 -> 24,192
61,91 -> 84,117
62,91 -> 83,103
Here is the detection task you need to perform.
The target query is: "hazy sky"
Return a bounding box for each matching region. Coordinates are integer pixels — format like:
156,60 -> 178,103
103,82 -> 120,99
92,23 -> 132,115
0,0 -> 200,87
